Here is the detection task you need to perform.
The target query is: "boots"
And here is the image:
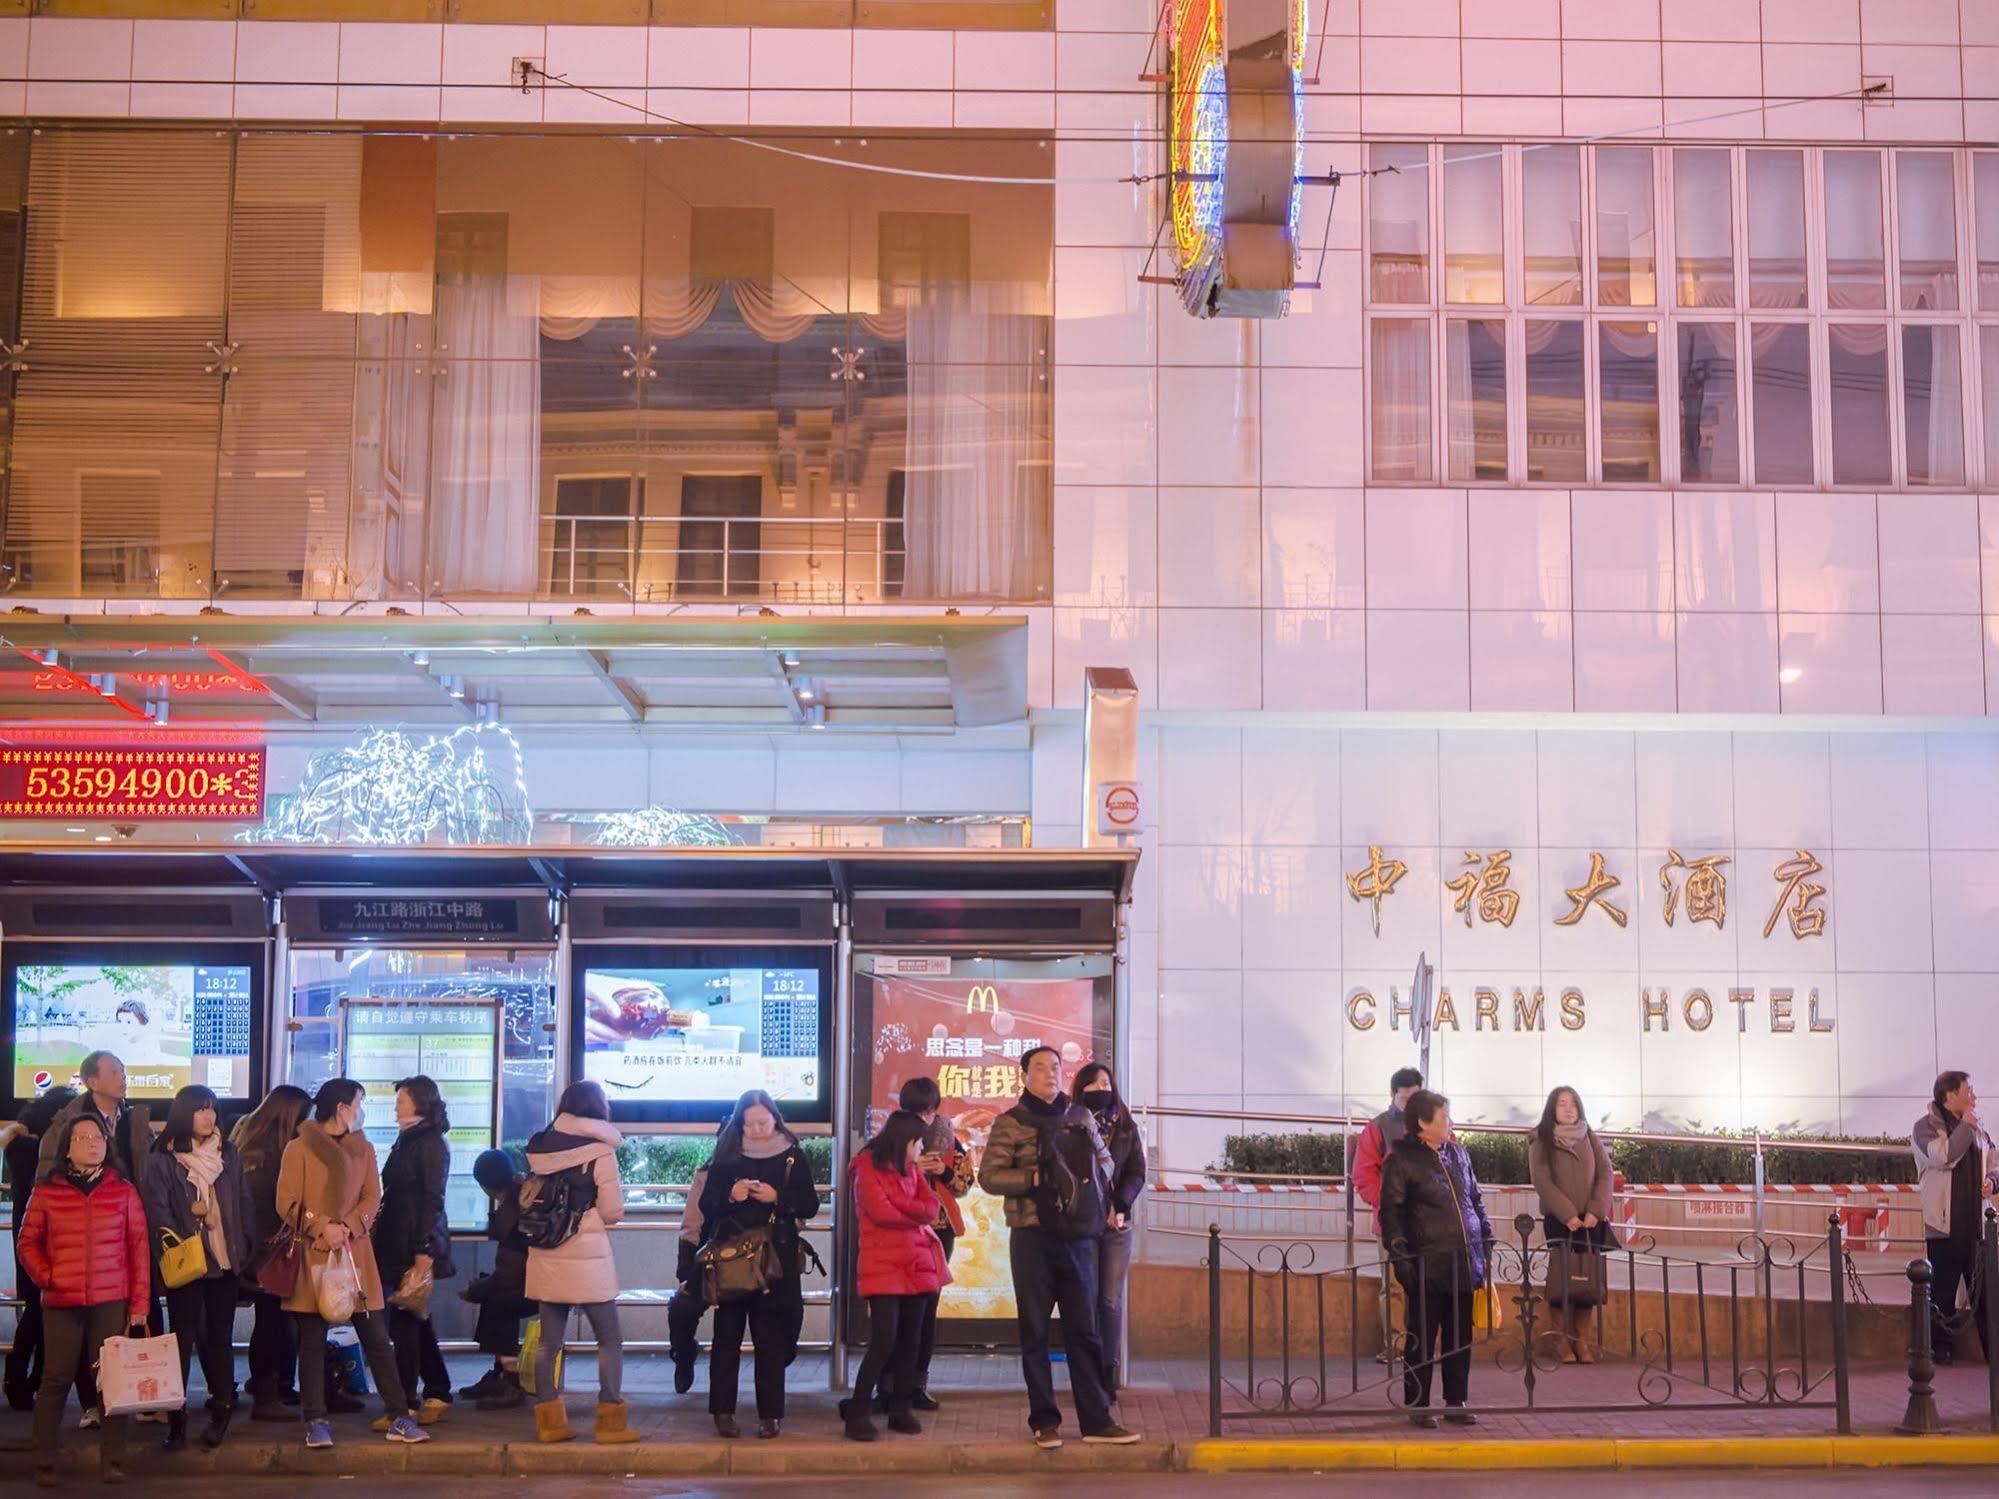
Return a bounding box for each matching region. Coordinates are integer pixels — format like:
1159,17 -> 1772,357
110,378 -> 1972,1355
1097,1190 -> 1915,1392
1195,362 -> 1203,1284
839,1397 -> 878,1442
200,1401 -> 234,1450
534,1398 -> 575,1444
250,1375 -> 291,1423
162,1410 -> 188,1451
594,1399 -> 641,1444
475,1370 -> 526,1410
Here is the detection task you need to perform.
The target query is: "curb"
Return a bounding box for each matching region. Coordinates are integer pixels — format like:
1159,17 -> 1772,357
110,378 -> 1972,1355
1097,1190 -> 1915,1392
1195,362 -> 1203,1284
1186,1435 -> 1999,1472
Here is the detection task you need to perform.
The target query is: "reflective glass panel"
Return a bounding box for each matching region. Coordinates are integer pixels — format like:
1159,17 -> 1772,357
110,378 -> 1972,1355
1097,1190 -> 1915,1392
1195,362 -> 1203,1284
1525,320 -> 1586,482
1824,150 -> 1886,310
1750,322 -> 1814,484
1676,322 -> 1741,483
1445,317 -> 1507,480
1600,321 -> 1660,482
1674,148 -> 1735,309
1898,150 -> 1959,311
1746,149 -> 1807,309
1370,144 -> 1430,303
1370,317 -> 1433,481
1595,146 -> 1656,307
1828,324 -> 1892,484
1443,144 -> 1504,304
1901,324 -> 1964,486
1523,145 -> 1582,305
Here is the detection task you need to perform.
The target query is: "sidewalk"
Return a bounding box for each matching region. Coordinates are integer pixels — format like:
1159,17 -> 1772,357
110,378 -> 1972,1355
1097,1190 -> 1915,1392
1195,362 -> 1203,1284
2,1351 -> 1995,1478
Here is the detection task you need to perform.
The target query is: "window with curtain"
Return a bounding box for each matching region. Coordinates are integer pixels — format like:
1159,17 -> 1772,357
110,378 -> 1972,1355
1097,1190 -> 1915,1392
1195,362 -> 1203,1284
1364,142 -> 1995,487
1369,144 -> 1430,303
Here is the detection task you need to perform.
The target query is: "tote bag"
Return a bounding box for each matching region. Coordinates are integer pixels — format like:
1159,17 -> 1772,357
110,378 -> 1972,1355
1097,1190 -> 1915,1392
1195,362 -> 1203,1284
99,1333 -> 186,1416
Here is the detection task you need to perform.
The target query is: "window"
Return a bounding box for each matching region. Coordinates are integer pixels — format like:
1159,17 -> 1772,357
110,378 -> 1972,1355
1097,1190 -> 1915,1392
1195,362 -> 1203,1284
675,474 -> 762,597
1366,143 -> 1998,487
78,472 -> 162,594
547,476 -> 638,597
878,210 -> 971,307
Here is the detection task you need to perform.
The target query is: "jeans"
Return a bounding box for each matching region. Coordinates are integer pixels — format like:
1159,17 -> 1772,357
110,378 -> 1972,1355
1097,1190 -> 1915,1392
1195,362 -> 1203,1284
388,1306 -> 453,1406
1398,1274 -> 1474,1409
536,1301 -> 623,1405
294,1310 -> 407,1421
850,1293 -> 926,1414
1008,1226 -> 1115,1435
163,1275 -> 240,1409
247,1290 -> 298,1396
1927,1234 -> 1990,1359
1095,1224 -> 1135,1393
708,1285 -> 792,1419
34,1302 -> 127,1468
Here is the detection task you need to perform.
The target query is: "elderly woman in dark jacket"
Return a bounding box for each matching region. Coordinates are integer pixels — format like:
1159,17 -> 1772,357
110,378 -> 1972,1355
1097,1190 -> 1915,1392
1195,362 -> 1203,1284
373,1074 -> 456,1426
1074,1062 -> 1147,1397
1528,1085 -> 1614,1364
141,1084 -> 256,1452
1377,1089 -> 1493,1428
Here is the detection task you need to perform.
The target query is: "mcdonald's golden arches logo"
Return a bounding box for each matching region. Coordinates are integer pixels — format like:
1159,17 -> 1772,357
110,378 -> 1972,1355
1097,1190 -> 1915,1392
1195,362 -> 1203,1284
965,984 -> 1002,1017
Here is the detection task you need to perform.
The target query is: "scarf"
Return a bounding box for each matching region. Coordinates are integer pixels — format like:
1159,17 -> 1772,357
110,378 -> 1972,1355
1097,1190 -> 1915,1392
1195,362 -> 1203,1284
739,1128 -> 797,1161
1553,1120 -> 1591,1158
64,1161 -> 105,1195
175,1133 -> 230,1270
1019,1089 -> 1068,1119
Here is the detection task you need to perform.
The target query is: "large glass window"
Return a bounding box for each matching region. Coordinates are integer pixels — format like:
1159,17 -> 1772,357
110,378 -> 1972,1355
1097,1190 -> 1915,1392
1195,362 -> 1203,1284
1370,144 -> 1431,303
1370,317 -> 1433,481
1366,142 -> 1993,486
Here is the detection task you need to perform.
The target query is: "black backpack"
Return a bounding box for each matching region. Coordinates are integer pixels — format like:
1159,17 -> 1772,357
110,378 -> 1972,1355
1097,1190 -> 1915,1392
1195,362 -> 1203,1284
515,1163 -> 596,1251
1020,1106 -> 1108,1240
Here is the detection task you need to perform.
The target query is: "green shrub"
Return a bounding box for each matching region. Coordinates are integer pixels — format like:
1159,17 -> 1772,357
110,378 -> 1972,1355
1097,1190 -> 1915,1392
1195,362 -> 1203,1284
614,1133 -> 834,1188
1216,1127 -> 1914,1186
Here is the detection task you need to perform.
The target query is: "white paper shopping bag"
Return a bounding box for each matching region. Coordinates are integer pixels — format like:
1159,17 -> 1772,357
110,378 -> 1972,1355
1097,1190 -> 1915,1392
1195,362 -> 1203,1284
98,1332 -> 185,1416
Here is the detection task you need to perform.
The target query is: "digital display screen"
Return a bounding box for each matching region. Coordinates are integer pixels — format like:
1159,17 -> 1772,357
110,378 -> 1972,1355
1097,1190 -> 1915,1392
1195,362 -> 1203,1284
580,967 -> 822,1106
10,961 -> 255,1100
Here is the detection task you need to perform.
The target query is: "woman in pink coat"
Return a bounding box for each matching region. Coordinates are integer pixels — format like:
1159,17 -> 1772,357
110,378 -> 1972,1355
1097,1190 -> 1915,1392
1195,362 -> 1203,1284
840,1110 -> 951,1443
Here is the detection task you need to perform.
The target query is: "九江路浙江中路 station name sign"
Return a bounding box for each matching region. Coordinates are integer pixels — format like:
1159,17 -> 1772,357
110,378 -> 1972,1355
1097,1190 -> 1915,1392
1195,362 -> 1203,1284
1343,983 -> 1834,1035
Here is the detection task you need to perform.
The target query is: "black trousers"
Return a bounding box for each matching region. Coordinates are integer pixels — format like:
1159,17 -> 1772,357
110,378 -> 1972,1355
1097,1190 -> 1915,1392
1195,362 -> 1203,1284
907,1226 -> 955,1392
294,1310 -> 407,1422
246,1289 -> 297,1395
851,1293 -> 926,1413
387,1306 -> 453,1405
163,1275 -> 240,1409
668,1285 -> 706,1366
473,1296 -> 527,1360
33,1302 -> 127,1467
1008,1226 -> 1114,1435
1927,1234 -> 1990,1359
707,1283 -> 794,1419
1399,1275 -> 1475,1409
4,1238 -> 46,1393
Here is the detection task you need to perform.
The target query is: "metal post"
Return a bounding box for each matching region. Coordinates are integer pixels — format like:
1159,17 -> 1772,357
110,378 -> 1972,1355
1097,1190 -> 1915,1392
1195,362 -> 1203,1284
1827,1214 -> 1852,1436
1343,1111 -> 1355,1261
1984,1207 -> 1999,1435
1751,1130 -> 1766,1241
828,912 -> 854,1389
1208,1222 -> 1223,1438
1895,1258 -> 1945,1435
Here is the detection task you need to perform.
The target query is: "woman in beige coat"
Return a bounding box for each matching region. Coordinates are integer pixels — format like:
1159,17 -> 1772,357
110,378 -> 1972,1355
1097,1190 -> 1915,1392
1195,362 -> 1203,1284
1527,1085 -> 1615,1364
276,1078 -> 427,1450
522,1080 -> 635,1446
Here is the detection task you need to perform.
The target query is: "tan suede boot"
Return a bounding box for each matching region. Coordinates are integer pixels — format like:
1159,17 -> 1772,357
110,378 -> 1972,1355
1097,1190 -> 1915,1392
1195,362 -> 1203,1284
594,1399 -> 642,1445
534,1398 -> 575,1444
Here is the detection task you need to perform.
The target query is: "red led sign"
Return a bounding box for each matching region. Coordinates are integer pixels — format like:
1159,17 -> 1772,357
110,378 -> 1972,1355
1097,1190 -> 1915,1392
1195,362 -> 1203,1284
0,744 -> 266,820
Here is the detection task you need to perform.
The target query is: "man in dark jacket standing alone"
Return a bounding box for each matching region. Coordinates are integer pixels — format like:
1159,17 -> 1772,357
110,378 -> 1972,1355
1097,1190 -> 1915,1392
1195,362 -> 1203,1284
978,1046 -> 1139,1450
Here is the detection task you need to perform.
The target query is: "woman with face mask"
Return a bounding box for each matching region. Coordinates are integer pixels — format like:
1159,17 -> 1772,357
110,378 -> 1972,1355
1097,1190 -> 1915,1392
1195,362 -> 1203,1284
141,1084 -> 256,1451
1071,1062 -> 1146,1398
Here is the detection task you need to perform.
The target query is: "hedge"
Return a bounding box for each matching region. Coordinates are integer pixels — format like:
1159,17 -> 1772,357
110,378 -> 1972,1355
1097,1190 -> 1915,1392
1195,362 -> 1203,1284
615,1134 -> 834,1190
1218,1128 -> 1916,1187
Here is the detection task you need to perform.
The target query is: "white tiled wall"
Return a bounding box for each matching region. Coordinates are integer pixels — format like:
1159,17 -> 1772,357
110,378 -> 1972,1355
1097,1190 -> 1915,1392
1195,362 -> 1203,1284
1073,722 -> 1999,1176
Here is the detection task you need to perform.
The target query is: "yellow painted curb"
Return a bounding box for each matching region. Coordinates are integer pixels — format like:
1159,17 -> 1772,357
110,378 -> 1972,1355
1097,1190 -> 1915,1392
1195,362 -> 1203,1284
1186,1434 -> 1999,1472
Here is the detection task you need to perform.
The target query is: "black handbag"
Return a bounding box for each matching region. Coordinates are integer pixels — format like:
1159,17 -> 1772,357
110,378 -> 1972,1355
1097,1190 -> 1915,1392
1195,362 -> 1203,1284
696,1221 -> 784,1306
1545,1238 -> 1607,1309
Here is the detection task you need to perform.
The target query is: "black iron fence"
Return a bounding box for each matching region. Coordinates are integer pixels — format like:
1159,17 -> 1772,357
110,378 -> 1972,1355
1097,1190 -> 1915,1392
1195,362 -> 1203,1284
1201,1207 -> 1999,1438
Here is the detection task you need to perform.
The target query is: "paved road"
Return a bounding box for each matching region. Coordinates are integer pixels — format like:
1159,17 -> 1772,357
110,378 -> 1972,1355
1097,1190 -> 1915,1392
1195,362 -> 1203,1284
118,1476 -> 1999,1498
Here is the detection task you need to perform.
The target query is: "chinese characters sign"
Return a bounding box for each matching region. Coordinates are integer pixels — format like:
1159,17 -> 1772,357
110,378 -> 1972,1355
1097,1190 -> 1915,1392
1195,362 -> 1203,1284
289,895 -> 555,942
0,744 -> 265,820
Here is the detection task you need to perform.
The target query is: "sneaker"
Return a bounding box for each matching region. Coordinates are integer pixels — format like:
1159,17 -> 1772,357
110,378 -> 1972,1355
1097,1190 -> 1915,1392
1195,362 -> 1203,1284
1081,1424 -> 1141,1445
886,1410 -> 922,1436
460,1367 -> 507,1402
304,1419 -> 334,1450
385,1414 -> 431,1444
910,1389 -> 940,1412
1410,1411 -> 1440,1430
78,1407 -> 102,1430
1443,1406 -> 1478,1427
418,1397 -> 451,1426
1032,1426 -> 1063,1449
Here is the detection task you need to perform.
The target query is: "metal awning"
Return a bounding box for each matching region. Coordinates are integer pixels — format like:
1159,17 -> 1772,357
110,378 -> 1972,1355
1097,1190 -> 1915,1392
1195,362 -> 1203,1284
0,842 -> 1137,904
0,612 -> 1028,731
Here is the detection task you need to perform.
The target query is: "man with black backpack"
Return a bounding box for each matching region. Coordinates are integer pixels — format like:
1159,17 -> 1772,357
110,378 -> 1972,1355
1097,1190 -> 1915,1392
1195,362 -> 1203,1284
978,1046 -> 1140,1450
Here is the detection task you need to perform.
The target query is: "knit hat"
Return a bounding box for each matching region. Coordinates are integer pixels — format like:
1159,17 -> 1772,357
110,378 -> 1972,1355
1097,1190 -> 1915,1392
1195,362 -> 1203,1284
473,1147 -> 517,1193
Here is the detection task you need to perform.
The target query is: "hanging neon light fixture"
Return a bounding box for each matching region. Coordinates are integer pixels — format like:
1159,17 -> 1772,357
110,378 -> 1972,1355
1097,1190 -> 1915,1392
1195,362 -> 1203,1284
242,724 -> 535,846
1168,0 -> 1307,318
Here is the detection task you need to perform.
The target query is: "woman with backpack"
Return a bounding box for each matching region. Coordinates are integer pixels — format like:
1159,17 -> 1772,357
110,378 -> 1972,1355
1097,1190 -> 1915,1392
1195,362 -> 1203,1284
522,1080 -> 638,1446
841,1109 -> 950,1442
230,1084 -> 311,1422
140,1083 -> 255,1452
697,1089 -> 821,1439
372,1074 -> 455,1428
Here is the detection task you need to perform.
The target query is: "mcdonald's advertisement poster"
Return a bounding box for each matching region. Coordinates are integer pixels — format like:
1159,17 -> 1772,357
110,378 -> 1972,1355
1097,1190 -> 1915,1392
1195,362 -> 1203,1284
868,975 -> 1100,1321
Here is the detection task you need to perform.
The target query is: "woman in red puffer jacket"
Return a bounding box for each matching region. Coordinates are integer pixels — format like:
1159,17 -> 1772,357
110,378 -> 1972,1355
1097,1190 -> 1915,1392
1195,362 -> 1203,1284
18,1111 -> 151,1488
840,1110 -> 950,1443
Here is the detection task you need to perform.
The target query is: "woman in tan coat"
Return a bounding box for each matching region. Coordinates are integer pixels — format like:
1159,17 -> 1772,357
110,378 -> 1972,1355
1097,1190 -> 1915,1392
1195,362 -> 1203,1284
276,1078 -> 428,1451
1527,1085 -> 1615,1364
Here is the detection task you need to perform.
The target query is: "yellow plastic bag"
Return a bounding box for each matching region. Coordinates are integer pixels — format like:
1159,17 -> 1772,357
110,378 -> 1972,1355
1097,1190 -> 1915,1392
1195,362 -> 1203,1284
1472,1284 -> 1504,1332
158,1228 -> 209,1291
519,1317 -> 563,1396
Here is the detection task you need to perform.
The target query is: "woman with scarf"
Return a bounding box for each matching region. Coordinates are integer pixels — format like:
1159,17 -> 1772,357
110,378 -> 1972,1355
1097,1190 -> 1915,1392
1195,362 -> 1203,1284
1528,1085 -> 1614,1364
141,1084 -> 256,1451
522,1080 -> 637,1446
372,1074 -> 455,1427
1377,1089 -> 1493,1428
698,1089 -> 821,1439
276,1078 -> 428,1451
19,1111 -> 149,1487
1073,1062 -> 1147,1397
230,1084 -> 311,1421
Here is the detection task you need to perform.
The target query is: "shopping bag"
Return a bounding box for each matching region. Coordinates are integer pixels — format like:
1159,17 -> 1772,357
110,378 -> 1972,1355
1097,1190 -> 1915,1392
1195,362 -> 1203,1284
1544,1240 -> 1607,1310
1472,1284 -> 1504,1332
158,1227 -> 209,1290
326,1324 -> 372,1396
315,1243 -> 362,1325
388,1262 -> 435,1319
98,1332 -> 186,1416
518,1315 -> 562,1397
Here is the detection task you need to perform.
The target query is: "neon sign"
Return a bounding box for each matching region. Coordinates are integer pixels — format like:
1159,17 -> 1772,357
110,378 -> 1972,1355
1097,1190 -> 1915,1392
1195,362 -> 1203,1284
0,743 -> 266,820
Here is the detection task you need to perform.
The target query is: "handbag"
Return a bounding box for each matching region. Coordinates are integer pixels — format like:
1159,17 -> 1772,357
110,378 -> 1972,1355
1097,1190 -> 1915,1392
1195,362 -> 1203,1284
252,1207 -> 305,1299
697,1220 -> 784,1306
158,1226 -> 209,1290
1545,1238 -> 1608,1309
98,1332 -> 186,1416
